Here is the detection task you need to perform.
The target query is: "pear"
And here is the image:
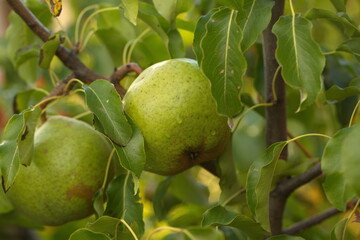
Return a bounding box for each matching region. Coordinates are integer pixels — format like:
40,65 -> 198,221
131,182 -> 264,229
123,58 -> 230,175
6,116 -> 112,226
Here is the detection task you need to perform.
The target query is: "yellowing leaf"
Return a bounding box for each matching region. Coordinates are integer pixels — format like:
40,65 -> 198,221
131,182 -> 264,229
45,0 -> 62,17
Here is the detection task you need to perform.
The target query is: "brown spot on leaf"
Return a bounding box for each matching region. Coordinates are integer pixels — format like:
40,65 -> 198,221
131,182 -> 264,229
66,182 -> 95,204
21,126 -> 29,141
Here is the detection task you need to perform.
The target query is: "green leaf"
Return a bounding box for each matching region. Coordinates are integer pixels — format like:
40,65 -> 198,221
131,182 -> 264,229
69,228 -> 111,240
218,143 -> 241,204
331,218 -> 347,240
6,1 -> 51,83
325,83 -> 360,102
83,80 -> 132,146
93,189 -> 105,218
216,0 -> 243,10
6,9 -> 44,64
13,88 -> 47,113
337,38 -> 360,61
0,107 -> 41,190
14,46 -> 39,68
202,205 -> 238,227
175,0 -> 193,14
18,107 -> 41,166
187,227 -> 225,240
329,0 -> 347,12
239,0 -> 274,51
273,15 -> 325,111
322,127 -> 356,210
0,115 -> 25,190
120,0 -> 138,25
153,177 -> 172,220
39,34 -> 62,69
268,235 -> 305,240
0,189 -> 13,214
194,7 -> 246,117
18,57 -> 39,84
104,173 -> 144,238
170,171 -> 209,205
153,0 -> 177,23
86,216 -> 122,237
246,141 -> 287,231
202,205 -> 267,240
112,121 -> 145,177
341,124 -> 360,195
138,2 -> 184,58
305,9 -> 359,36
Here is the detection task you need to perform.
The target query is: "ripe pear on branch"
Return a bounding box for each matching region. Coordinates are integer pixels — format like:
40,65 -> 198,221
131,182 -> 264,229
123,58 -> 230,175
7,116 -> 112,226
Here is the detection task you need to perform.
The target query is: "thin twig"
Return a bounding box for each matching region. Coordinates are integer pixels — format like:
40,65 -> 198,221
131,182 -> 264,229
110,63 -> 143,97
287,131 -> 314,159
283,199 -> 358,235
283,207 -> 341,235
275,163 -> 322,196
6,0 -> 104,82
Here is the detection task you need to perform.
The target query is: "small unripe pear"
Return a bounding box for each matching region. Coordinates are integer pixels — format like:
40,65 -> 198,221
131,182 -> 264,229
123,58 -> 230,175
7,116 -> 112,226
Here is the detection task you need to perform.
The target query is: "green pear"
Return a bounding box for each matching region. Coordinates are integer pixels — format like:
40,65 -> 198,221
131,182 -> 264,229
123,58 -> 230,175
6,116 -> 112,226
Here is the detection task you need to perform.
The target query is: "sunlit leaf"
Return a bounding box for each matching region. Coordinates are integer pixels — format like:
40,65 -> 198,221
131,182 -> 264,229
322,126 -> 357,210
239,0 -> 274,51
194,7 -> 246,117
120,0 -> 138,25
153,0 -> 177,22
246,141 -> 287,231
104,173 -> 144,238
83,80 -> 132,146
273,15 -> 325,111
39,34 -> 62,69
138,2 -> 184,58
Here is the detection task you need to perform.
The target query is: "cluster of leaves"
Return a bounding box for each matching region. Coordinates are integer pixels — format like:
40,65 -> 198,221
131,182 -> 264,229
0,0 -> 360,239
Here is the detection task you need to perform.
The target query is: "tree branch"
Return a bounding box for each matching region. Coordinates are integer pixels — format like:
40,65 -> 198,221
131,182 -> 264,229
110,63 -> 143,98
263,0 -> 286,235
6,0 -> 104,83
283,199 -> 358,235
275,163 -> 322,196
283,206 -> 341,235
